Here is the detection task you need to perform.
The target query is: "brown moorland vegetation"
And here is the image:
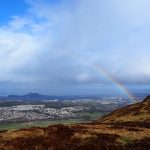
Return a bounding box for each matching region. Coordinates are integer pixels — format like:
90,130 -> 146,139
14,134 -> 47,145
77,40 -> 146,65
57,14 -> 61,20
0,96 -> 150,150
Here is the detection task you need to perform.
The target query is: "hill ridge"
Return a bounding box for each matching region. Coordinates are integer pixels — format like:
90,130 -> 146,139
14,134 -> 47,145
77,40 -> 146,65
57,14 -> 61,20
96,96 -> 150,123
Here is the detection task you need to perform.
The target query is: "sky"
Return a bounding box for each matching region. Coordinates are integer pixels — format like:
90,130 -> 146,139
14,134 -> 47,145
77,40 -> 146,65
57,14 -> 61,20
0,0 -> 150,96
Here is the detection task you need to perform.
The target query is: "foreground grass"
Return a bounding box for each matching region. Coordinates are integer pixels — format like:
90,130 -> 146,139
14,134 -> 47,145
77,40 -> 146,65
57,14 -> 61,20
0,123 -> 149,150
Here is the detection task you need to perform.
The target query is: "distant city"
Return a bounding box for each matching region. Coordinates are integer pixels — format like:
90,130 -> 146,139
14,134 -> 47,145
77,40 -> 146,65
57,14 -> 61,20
0,92 -> 147,126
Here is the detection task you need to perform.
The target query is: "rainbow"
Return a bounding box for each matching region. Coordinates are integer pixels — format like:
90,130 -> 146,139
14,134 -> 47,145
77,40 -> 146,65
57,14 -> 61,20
63,52 -> 135,102
93,64 -> 135,102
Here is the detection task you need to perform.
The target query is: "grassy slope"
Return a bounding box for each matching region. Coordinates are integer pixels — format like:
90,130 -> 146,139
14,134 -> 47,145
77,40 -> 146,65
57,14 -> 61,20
97,96 -> 150,123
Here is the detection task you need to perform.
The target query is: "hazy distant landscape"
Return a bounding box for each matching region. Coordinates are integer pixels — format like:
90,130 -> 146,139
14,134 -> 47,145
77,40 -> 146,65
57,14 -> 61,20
0,93 -> 144,130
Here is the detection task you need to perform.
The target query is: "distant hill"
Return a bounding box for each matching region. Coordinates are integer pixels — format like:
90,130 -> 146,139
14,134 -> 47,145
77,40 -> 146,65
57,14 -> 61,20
0,93 -> 104,101
0,96 -> 149,150
96,95 -> 150,123
0,93 -> 51,101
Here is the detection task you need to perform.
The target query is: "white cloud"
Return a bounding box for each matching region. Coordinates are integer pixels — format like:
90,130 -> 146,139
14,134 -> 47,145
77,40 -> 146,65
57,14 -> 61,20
0,0 -> 150,94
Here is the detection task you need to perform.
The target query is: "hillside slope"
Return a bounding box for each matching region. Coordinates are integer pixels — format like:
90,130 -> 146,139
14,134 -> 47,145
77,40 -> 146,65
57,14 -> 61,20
0,96 -> 149,150
96,96 -> 150,123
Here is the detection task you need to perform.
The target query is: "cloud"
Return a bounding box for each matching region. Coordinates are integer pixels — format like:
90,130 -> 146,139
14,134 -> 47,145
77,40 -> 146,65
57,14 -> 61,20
0,0 -> 150,94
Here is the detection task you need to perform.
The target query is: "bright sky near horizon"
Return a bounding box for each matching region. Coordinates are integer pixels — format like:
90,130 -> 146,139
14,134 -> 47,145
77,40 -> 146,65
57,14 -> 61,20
0,0 -> 150,96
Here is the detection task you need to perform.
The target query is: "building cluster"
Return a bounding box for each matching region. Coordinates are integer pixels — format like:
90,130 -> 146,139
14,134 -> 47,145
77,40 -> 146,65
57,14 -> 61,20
0,105 -> 89,123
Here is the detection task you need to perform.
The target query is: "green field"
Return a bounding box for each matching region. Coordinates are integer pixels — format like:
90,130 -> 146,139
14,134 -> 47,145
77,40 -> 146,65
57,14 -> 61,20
0,119 -> 84,131
0,110 -> 105,131
77,112 -> 103,120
